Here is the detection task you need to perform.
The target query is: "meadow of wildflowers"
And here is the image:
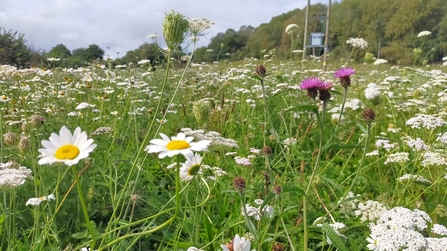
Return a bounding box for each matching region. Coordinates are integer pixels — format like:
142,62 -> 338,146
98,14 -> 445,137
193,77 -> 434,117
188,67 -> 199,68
1,11 -> 447,251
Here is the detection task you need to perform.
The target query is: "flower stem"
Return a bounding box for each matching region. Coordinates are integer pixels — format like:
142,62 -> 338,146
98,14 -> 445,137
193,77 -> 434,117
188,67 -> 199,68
303,100 -> 327,251
71,165 -> 96,249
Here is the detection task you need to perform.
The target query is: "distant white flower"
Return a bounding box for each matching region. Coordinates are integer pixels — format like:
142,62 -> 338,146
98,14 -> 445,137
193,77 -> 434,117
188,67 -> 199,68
47,57 -> 60,62
76,102 -> 95,110
432,224 -> 447,236
26,194 -> 55,206
137,59 -> 151,65
365,83 -> 381,100
221,234 -> 254,251
146,33 -> 158,38
417,31 -> 432,37
384,152 -> 410,165
406,114 -> 447,129
285,23 -> 299,34
0,165 -> 33,187
374,59 -> 388,65
346,37 -> 368,49
397,174 -> 431,184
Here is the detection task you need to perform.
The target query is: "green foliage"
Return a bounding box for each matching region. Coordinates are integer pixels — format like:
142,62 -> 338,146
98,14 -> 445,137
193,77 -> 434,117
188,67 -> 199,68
0,27 -> 31,67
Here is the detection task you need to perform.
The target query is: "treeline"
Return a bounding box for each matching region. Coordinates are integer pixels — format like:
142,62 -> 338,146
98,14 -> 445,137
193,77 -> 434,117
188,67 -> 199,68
194,0 -> 447,64
2,0 -> 447,68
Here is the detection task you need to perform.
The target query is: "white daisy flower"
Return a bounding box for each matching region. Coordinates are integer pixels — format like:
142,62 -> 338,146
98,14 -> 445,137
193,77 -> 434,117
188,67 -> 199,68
38,126 -> 97,166
145,132 -> 211,159
180,153 -> 203,181
26,194 -> 55,206
221,234 -> 254,251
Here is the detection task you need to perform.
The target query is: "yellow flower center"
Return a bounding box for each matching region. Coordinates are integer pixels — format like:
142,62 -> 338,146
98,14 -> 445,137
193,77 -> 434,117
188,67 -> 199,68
55,144 -> 80,160
166,140 -> 190,150
188,164 -> 201,176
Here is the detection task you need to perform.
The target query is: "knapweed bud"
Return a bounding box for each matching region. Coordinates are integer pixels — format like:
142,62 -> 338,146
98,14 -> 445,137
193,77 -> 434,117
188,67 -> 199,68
18,136 -> 30,153
192,99 -> 211,127
272,185 -> 283,195
273,243 -> 285,251
363,108 -> 375,123
255,64 -> 266,77
262,145 -> 273,156
162,10 -> 189,52
233,177 -> 246,192
3,131 -> 16,147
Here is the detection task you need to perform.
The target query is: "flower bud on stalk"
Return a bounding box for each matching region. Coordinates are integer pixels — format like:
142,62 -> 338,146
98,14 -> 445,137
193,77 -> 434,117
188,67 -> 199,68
162,10 -> 189,52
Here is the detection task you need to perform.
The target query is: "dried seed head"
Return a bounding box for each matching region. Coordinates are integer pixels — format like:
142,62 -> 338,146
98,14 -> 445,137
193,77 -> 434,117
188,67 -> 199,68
363,108 -> 376,123
273,243 -> 285,251
30,114 -> 43,127
262,145 -> 273,156
255,64 -> 266,77
3,131 -> 16,147
272,185 -> 283,195
233,177 -> 246,191
18,136 -> 30,154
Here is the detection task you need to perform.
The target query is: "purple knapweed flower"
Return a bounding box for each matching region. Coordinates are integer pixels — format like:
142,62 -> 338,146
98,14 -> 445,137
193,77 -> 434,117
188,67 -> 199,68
300,77 -> 324,99
334,67 -> 355,88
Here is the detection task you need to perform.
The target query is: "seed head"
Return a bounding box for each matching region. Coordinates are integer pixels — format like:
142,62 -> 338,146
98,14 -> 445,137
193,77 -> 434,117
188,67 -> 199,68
255,64 -> 266,77
363,108 -> 376,123
30,114 -> 43,127
272,185 -> 283,195
233,177 -> 246,191
18,136 -> 30,154
262,145 -> 273,156
3,131 -> 16,147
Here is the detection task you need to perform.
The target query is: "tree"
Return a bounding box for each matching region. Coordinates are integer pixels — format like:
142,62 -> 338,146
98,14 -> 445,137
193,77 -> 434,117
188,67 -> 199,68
48,44 -> 71,59
0,27 -> 31,67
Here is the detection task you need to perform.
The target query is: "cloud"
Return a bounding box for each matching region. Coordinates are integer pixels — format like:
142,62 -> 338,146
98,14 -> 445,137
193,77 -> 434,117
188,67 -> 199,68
1,0 -> 323,58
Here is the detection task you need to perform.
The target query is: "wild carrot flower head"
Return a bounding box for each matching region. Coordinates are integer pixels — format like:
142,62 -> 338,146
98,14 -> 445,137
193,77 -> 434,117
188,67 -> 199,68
334,67 -> 355,88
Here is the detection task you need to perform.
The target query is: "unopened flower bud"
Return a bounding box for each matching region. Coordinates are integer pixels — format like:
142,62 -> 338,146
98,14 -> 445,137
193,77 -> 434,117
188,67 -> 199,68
262,145 -> 273,156
272,185 -> 283,195
30,114 -> 43,127
18,136 -> 30,153
3,131 -> 16,147
255,64 -> 266,77
233,177 -> 246,191
363,108 -> 375,123
162,10 -> 189,52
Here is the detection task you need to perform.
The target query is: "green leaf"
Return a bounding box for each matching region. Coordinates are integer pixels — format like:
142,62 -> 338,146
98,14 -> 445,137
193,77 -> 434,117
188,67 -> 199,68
320,223 -> 349,251
356,122 -> 367,135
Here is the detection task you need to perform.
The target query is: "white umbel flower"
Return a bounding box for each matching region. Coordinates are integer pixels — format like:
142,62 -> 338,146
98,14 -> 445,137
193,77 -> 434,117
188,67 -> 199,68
38,126 -> 97,166
417,30 -> 432,37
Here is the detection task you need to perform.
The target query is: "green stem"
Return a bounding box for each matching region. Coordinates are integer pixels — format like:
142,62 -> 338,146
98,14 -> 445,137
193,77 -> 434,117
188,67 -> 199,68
324,87 -> 348,149
71,165 -> 96,249
303,100 -> 326,251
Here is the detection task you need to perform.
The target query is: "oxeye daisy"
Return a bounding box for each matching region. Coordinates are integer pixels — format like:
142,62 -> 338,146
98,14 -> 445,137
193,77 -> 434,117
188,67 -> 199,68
145,132 -> 211,159
180,153 -> 203,181
38,126 -> 97,166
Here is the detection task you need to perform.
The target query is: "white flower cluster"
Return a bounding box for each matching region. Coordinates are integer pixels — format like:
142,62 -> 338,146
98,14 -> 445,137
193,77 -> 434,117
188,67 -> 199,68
401,136 -> 430,151
181,128 -> 238,149
241,199 -> 274,221
344,98 -> 364,110
346,37 -> 368,49
234,156 -> 252,166
397,174 -> 431,184
417,30 -> 432,37
384,152 -> 410,165
436,132 -> 447,144
373,58 -> 388,65
406,114 -> 447,130
364,83 -> 381,100
90,126 -> 113,136
375,139 -> 396,152
285,23 -> 299,35
338,191 -> 360,217
432,224 -> 447,236
366,207 -> 437,251
188,17 -> 215,37
283,137 -> 297,147
354,200 -> 387,222
0,163 -> 33,187
421,151 -> 447,167
366,150 -> 379,156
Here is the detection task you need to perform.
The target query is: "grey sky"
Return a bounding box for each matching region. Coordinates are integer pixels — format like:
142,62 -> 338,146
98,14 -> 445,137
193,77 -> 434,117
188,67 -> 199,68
1,0 -> 324,58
